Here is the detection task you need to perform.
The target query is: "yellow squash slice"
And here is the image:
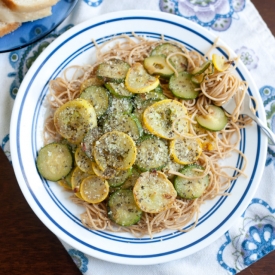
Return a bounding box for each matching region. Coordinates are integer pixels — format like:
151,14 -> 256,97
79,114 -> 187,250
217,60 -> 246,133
125,62 -> 160,93
71,166 -> 92,199
54,98 -> 97,144
212,54 -> 231,72
143,99 -> 189,139
75,147 -> 95,174
80,175 -> 109,204
170,135 -> 202,165
91,162 -> 117,180
133,171 -> 177,213
93,131 -> 137,171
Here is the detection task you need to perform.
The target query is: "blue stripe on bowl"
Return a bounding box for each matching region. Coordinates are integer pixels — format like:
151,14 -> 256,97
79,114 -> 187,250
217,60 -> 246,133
16,16 -> 261,257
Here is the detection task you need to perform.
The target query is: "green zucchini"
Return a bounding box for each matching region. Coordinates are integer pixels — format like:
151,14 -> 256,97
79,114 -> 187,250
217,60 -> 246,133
135,137 -> 168,171
196,105 -> 228,131
105,82 -> 133,98
108,168 -> 132,188
174,164 -> 209,199
108,189 -> 142,226
144,55 -> 174,78
120,167 -> 140,189
36,143 -> 73,181
108,96 -> 133,114
190,60 -> 212,76
82,127 -> 103,160
169,71 -> 199,99
96,58 -> 130,83
151,43 -> 188,72
103,113 -> 142,141
80,86 -> 109,117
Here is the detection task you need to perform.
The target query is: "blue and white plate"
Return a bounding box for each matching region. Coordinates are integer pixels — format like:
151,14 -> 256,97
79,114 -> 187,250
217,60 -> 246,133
0,0 -> 78,53
10,10 -> 267,265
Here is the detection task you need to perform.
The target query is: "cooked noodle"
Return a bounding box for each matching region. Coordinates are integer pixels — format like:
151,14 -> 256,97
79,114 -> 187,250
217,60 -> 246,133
44,34 -> 253,238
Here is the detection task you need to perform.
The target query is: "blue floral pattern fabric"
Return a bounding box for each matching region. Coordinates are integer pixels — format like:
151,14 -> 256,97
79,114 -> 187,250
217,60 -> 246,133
159,0 -> 246,31
1,0 -> 275,274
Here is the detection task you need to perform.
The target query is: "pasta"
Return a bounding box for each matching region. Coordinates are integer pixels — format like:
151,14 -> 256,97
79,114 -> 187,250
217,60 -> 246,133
43,33 -> 253,238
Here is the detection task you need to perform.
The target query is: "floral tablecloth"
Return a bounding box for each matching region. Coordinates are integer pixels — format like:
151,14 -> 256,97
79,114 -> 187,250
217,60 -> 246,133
1,0 -> 275,274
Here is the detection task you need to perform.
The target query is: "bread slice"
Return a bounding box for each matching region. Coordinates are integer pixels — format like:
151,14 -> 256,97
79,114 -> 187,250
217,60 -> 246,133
1,0 -> 59,12
0,2 -> 52,23
0,21 -> 21,37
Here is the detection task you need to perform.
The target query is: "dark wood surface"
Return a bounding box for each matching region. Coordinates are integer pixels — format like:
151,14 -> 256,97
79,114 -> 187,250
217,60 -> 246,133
1,1 -> 275,274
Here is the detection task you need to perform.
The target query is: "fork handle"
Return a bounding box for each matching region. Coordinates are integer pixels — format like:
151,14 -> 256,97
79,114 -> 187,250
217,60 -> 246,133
250,114 -> 275,145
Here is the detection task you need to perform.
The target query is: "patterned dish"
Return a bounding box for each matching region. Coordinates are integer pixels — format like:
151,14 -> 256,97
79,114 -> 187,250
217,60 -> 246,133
10,10 -> 267,265
0,0 -> 78,53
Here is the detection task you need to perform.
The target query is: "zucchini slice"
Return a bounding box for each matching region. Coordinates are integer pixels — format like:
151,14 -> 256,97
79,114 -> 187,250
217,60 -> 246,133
151,43 -> 188,72
133,99 -> 157,122
54,98 -> 97,144
96,58 -> 130,83
169,71 -> 199,99
91,162 -> 117,179
108,96 -> 133,114
135,137 -> 168,172
36,143 -> 73,182
190,60 -> 212,76
108,189 -> 142,226
133,171 -> 177,213
80,85 -> 109,117
71,166 -> 91,199
120,168 -> 140,189
81,126 -> 103,160
170,136 -> 202,165
144,55 -> 174,78
174,164 -> 209,199
134,90 -> 166,106
80,77 -> 104,93
143,99 -> 189,139
103,113 -> 142,141
93,131 -> 137,171
80,175 -> 109,203
108,168 -> 132,188
212,54 -> 231,72
162,158 -> 184,179
196,105 -> 228,131
75,147 -> 95,174
125,63 -> 160,93
105,82 -> 133,98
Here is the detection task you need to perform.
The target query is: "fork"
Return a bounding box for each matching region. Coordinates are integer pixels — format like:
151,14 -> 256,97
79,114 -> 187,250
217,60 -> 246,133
222,93 -> 275,144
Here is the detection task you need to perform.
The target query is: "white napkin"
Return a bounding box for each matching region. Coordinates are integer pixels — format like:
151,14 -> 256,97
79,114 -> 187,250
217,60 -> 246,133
1,0 -> 275,274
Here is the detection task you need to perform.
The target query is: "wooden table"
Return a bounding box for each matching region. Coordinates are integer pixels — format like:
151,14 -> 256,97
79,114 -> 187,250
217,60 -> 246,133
1,1 -> 275,274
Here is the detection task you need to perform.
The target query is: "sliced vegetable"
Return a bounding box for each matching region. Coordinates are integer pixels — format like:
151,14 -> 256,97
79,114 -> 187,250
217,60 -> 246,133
96,58 -> 130,83
170,135 -> 202,165
135,137 -> 168,171
190,60 -> 212,76
80,77 -> 104,93
108,168 -> 132,188
54,98 -> 97,144
151,43 -> 188,72
103,113 -> 142,141
71,166 -> 91,199
82,126 -> 103,160
125,63 -> 160,93
133,171 -> 177,213
143,99 -> 189,139
120,168 -> 140,189
174,164 -> 209,199
212,54 -> 231,72
196,105 -> 228,131
93,131 -> 137,171
80,175 -> 109,203
36,143 -> 73,182
144,55 -> 174,78
108,189 -> 142,226
80,85 -> 109,117
105,82 -> 132,98
108,96 -> 133,114
91,162 -> 117,179
75,147 -> 94,174
162,158 -> 184,179
169,71 -> 199,99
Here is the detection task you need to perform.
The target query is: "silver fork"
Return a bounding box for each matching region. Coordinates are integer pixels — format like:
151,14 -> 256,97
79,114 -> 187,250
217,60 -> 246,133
222,93 -> 275,144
